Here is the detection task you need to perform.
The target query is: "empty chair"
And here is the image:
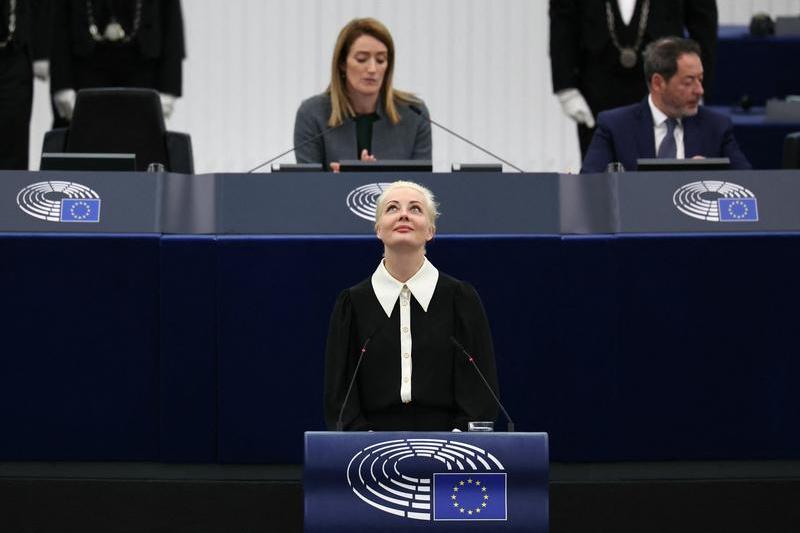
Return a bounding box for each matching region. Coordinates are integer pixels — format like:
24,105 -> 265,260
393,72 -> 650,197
42,88 -> 194,173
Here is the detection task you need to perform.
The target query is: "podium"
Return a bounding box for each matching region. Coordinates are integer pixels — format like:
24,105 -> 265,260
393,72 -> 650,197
304,431 -> 548,532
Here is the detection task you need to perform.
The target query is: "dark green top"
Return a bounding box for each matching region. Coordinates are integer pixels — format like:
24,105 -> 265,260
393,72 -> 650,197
354,113 -> 380,158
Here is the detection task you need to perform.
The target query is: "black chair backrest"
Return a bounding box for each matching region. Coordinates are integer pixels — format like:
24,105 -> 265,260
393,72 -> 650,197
784,132 -> 800,169
66,88 -> 169,172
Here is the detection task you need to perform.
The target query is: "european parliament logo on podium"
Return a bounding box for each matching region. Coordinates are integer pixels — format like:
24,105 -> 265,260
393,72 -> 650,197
305,432 -> 548,532
16,181 -> 102,223
672,180 -> 759,223
345,438 -> 508,522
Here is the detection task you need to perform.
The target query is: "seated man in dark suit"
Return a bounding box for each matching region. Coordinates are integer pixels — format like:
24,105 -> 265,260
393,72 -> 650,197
581,36 -> 751,173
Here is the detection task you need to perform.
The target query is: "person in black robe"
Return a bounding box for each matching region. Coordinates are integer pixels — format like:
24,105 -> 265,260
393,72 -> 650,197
324,181 -> 499,431
49,0 -> 185,126
0,0 -> 50,170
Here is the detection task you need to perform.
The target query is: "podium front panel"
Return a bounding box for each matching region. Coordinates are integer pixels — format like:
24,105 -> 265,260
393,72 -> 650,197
304,431 -> 548,532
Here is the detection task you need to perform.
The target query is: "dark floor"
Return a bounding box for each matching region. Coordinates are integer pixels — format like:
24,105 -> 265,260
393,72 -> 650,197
2,461 -> 799,532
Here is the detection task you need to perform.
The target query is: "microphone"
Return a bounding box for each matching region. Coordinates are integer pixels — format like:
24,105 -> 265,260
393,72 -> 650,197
450,336 -> 515,432
336,335 -> 373,431
408,105 -> 525,173
246,119 -> 347,173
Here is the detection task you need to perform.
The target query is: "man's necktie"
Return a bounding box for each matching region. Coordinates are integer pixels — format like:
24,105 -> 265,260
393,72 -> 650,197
657,118 -> 678,159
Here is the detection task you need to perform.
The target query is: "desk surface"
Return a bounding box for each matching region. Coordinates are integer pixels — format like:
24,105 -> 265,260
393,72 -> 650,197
4,170 -> 800,234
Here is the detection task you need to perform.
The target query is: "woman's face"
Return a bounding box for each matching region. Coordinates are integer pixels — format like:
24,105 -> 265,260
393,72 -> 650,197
342,34 -> 389,100
376,187 -> 434,252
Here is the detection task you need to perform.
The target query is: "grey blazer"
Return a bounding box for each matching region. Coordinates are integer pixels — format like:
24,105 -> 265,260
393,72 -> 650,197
293,93 -> 432,168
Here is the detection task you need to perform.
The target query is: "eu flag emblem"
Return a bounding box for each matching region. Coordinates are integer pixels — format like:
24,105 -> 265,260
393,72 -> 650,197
718,198 -> 758,222
433,473 -> 507,521
60,199 -> 101,223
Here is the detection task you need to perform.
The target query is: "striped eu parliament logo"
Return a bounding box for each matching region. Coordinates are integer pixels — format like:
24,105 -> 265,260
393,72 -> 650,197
433,473 -> 507,521
60,199 -> 102,222
718,198 -> 758,221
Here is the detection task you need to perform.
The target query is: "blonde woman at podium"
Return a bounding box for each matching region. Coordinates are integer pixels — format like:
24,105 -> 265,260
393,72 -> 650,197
293,18 -> 432,171
324,181 -> 499,431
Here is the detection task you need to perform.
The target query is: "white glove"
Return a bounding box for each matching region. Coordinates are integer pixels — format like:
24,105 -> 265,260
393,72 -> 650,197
160,93 -> 177,119
557,88 -> 596,128
54,89 -> 77,121
33,60 -> 50,81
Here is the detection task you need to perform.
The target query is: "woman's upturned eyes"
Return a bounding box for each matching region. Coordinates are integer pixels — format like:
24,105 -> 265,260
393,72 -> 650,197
385,204 -> 423,214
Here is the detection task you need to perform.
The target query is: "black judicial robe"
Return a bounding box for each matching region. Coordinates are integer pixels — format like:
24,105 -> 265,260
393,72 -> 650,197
50,0 -> 185,96
324,272 -> 499,431
0,0 -> 50,170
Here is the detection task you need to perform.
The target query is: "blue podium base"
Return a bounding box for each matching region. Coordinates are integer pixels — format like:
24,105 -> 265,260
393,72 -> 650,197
304,431 -> 548,532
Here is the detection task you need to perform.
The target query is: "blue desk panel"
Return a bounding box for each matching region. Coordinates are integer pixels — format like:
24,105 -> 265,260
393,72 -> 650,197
0,234 -> 160,460
711,26 -> 800,107
559,233 -> 800,460
3,232 -> 799,463
159,235 -> 219,462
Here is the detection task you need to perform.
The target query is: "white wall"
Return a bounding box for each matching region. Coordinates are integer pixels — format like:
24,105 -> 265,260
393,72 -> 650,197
27,0 -> 800,173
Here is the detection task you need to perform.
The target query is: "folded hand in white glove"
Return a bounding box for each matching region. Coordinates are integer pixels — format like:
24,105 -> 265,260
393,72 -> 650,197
53,89 -> 77,121
557,88 -> 596,129
160,93 -> 177,119
33,60 -> 50,81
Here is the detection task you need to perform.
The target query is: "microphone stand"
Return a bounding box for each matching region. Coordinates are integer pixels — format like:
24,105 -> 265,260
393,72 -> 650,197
336,337 -> 372,431
450,336 -> 515,432
408,105 -> 525,173
246,121 -> 345,173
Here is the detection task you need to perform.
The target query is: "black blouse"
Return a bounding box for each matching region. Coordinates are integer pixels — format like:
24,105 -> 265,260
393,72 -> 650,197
324,272 -> 499,431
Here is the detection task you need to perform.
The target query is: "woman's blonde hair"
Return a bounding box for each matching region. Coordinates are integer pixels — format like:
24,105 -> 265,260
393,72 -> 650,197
374,181 -> 440,231
327,18 -> 418,127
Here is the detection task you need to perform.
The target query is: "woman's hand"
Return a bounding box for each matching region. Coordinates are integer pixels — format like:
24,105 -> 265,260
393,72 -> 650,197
330,150 -> 376,173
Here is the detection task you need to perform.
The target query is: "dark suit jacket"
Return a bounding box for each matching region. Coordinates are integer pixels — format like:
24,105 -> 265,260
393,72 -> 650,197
549,0 -> 718,113
294,92 -> 432,168
50,0 -> 185,95
581,98 -> 751,173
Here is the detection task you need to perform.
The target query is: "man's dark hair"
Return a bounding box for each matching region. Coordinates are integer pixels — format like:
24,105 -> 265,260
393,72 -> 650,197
643,37 -> 702,86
